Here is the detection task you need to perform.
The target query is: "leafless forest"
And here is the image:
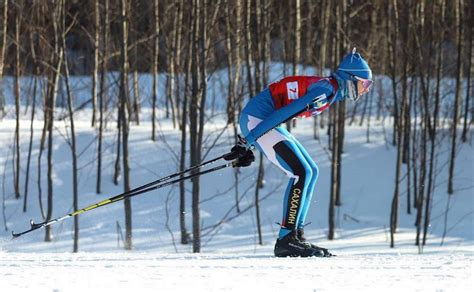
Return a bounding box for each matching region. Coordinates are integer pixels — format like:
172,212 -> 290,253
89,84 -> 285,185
0,0 -> 472,252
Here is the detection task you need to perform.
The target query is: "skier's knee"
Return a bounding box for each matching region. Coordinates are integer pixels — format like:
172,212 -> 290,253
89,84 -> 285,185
297,161 -> 313,181
309,162 -> 318,179
285,160 -> 311,185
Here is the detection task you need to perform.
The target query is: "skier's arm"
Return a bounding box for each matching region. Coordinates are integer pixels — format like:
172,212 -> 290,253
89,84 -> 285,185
244,81 -> 335,146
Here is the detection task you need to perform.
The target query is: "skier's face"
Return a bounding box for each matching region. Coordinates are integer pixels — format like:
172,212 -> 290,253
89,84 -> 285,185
355,77 -> 373,96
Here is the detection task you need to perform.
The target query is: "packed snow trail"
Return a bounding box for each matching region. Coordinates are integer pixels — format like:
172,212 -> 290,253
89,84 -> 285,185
1,251 -> 471,291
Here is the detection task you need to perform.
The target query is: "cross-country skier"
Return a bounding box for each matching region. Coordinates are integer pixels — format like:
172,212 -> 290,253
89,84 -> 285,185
224,48 -> 373,257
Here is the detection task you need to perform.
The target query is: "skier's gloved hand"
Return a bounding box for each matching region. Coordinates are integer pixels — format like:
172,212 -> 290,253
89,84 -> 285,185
224,135 -> 252,161
234,149 -> 255,167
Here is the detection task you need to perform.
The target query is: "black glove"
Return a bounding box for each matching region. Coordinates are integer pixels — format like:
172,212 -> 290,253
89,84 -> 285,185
224,135 -> 251,161
234,149 -> 255,167
224,135 -> 255,167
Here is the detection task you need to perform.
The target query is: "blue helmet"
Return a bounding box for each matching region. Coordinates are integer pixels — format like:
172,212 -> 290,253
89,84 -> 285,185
336,48 -> 372,81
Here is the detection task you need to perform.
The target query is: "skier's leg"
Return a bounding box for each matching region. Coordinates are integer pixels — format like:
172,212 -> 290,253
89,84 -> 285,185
290,138 -> 319,228
274,128 -> 318,228
240,114 -> 313,237
273,139 -> 313,237
282,135 -> 333,256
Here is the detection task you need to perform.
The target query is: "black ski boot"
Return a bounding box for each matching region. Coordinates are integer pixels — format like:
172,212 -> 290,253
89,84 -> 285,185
274,230 -> 324,257
296,228 -> 334,257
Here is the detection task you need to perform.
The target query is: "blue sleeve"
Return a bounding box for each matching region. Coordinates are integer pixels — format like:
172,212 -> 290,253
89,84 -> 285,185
244,80 -> 335,146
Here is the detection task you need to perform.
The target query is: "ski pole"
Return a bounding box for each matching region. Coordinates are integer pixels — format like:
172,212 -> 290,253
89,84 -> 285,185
12,161 -> 236,239
102,151 -> 233,203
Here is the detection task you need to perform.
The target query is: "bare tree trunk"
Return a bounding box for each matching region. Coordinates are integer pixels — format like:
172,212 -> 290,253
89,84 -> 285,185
313,0 -> 330,137
285,1 -> 298,131
44,1 -> 64,241
190,0 -> 200,252
244,0 -> 254,98
151,0 -> 159,141
113,2 -> 123,186
319,0 -> 330,76
278,0 -> 288,76
413,0 -> 429,249
303,1 -> 315,74
328,5 -> 343,236
37,105 -> 46,219
460,0 -> 472,142
14,5 -> 22,199
173,0 -> 184,125
96,0 -> 109,194
224,0 -> 241,212
335,1 -> 346,204
166,2 -> 178,129
0,0 -> 8,120
416,106 -> 428,249
254,0 -> 262,93
179,30 -> 191,244
335,106 -> 344,207
113,110 -> 121,185
35,4 -> 48,220
328,104 -> 338,240
399,0 -> 411,215
251,0 -> 264,219
132,54 -> 140,125
224,0 -> 235,125
261,0 -> 270,85
388,0 -> 399,146
62,21 -> 79,251
390,0 -> 411,248
23,34 -> 39,212
411,79 -> 419,212
447,0 -> 464,194
234,48 -> 242,213
422,0 -> 445,246
252,0 -> 271,237
293,0 -> 301,75
23,84 -> 36,211
91,0 -> 100,127
390,109 -> 403,248
334,1 -> 346,209
120,0 -> 132,250
190,0 -> 203,253
406,79 -> 414,214
94,0 -> 102,194
414,2 -> 431,249
175,0 -> 189,245
45,36 -> 63,242
162,1 -> 177,128
255,153 -> 264,245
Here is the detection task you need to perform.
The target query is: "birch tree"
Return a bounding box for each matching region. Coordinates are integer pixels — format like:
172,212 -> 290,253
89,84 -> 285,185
44,2 -> 64,242
0,0 -> 8,120
119,0 -> 132,250
13,1 -> 22,199
447,0 -> 464,194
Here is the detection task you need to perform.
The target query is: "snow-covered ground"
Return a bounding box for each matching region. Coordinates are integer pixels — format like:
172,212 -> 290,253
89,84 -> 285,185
1,249 -> 471,291
0,66 -> 473,290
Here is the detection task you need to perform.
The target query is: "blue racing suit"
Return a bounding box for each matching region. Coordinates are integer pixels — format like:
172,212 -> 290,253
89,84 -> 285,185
239,75 -> 344,238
